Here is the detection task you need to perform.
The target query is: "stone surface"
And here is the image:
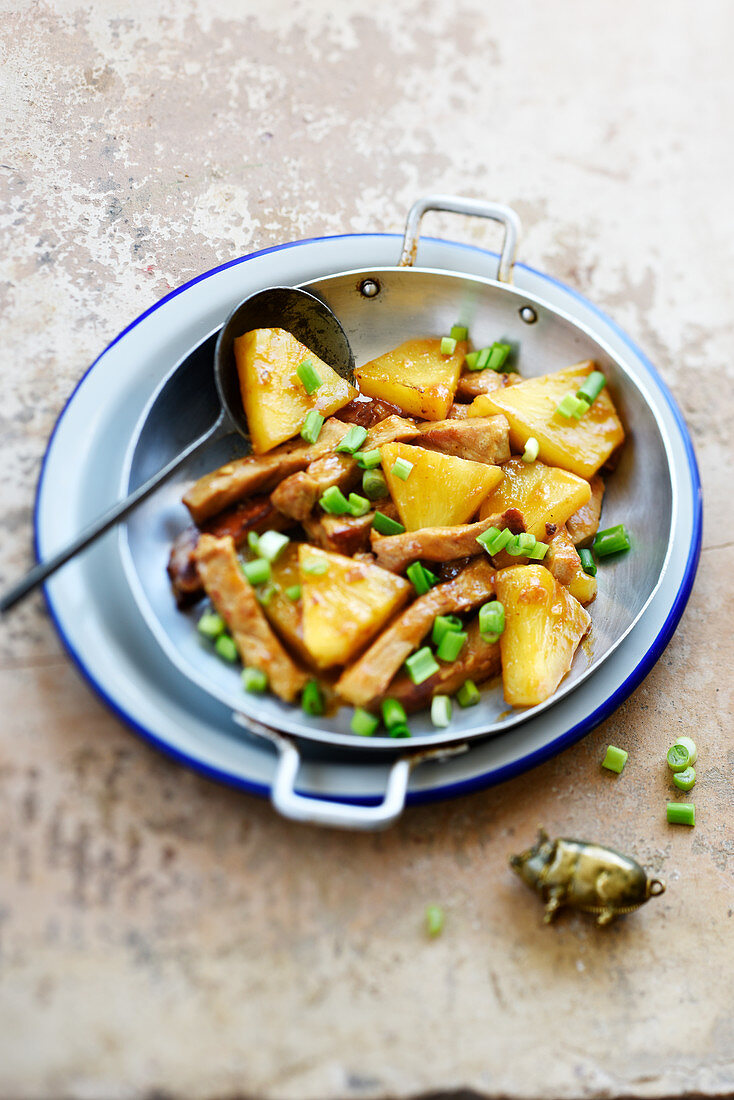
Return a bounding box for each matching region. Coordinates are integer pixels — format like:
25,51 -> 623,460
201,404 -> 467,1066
0,1 -> 733,1098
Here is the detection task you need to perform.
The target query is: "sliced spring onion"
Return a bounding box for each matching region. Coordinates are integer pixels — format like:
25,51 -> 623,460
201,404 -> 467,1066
247,530 -> 261,555
521,437 -> 539,463
475,346 -> 491,369
242,558 -> 271,586
674,736 -> 697,765
354,448 -> 382,469
479,601 -> 504,639
456,679 -> 480,708
487,342 -> 511,371
362,469 -> 388,500
464,350 -> 482,371
351,707 -> 379,737
556,392 -> 589,419
257,530 -> 290,561
197,610 -> 226,639
667,802 -> 695,826
242,667 -> 268,694
372,511 -> 405,536
576,370 -> 606,406
256,582 -> 276,606
301,558 -> 328,576
391,457 -> 413,481
440,336 -> 457,355
476,525 -> 512,556
301,679 -> 325,716
296,358 -> 321,394
516,532 -> 536,552
601,745 -> 628,773
405,646 -> 440,685
432,614 -> 463,647
300,409 -> 324,444
505,533 -> 526,557
406,561 -> 439,596
673,766 -> 696,792
431,695 -> 452,728
450,324 -> 468,342
336,425 -> 368,455
214,634 -> 238,663
425,904 -> 445,936
667,743 -> 691,772
381,698 -> 407,730
348,492 -> 371,517
389,723 -> 411,738
579,548 -> 597,576
593,524 -> 631,557
285,584 -> 302,601
320,485 -> 351,515
436,629 -> 467,662
525,539 -> 549,561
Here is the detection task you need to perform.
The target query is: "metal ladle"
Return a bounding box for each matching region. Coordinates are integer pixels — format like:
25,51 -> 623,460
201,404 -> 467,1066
1,286 -> 355,613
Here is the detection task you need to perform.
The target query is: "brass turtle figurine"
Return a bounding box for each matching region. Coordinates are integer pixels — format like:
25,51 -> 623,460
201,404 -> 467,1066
509,828 -> 666,925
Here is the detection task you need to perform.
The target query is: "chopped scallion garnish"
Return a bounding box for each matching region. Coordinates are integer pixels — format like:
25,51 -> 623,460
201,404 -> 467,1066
320,485 -> 351,515
381,698 -> 407,730
667,743 -> 691,772
362,469 -> 388,500
242,558 -> 271,586
430,695 -> 452,728
667,802 -> 695,826
525,539 -> 549,561
214,634 -> 238,663
456,679 -> 480,708
479,601 -> 504,640
372,511 -> 405,536
388,723 -> 411,739
673,766 -> 696,792
674,736 -> 697,765
391,457 -> 413,481
487,342 -> 511,371
436,629 -> 467,662
476,525 -> 512,556
406,561 -> 439,596
464,351 -> 481,371
405,646 -> 440,685
348,492 -> 370,517
296,358 -> 321,395
257,530 -> 290,561
579,548 -> 597,576
301,558 -> 328,576
593,524 -> 631,557
351,707 -> 379,737
576,370 -> 606,406
440,336 -> 457,355
450,324 -> 468,342
256,582 -> 276,606
521,437 -> 539,463
242,667 -> 268,694
425,903 -> 445,936
355,448 -> 382,469
197,610 -> 226,639
601,745 -> 628,773
432,614 -> 463,647
336,425 -> 368,455
301,679 -> 325,716
300,409 -> 324,443
556,392 -> 589,420
285,584 -> 302,601
247,530 -> 261,555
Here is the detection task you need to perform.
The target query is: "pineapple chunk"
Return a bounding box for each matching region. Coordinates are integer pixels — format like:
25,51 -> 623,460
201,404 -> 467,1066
468,361 -> 625,478
299,545 -> 411,668
495,565 -> 591,707
258,544 -> 313,666
479,456 -> 591,541
355,338 -> 467,421
235,328 -> 357,454
380,442 -> 503,530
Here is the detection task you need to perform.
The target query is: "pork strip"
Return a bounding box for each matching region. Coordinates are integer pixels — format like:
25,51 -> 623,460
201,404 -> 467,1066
183,418 -> 350,525
335,559 -> 496,707
371,508 -> 525,574
544,525 -> 582,587
271,414 -> 418,521
193,534 -> 308,702
385,619 -> 501,712
167,494 -> 289,607
417,415 -> 510,465
446,403 -> 471,419
455,369 -> 506,402
302,502 -> 401,556
566,474 -> 604,545
335,395 -> 403,428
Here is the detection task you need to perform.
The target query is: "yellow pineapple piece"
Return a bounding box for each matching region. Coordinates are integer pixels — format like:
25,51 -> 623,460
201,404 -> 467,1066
479,456 -> 591,541
355,338 -> 467,421
234,328 -> 357,454
495,564 -> 591,707
257,544 -> 313,667
299,545 -> 411,669
380,441 -> 503,531
567,568 -> 597,606
468,361 -> 625,478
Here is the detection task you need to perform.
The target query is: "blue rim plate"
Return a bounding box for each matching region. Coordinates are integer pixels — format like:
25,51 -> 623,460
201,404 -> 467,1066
34,233 -> 702,806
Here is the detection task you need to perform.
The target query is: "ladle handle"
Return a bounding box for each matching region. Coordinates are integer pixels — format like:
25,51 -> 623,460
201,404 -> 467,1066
1,416 -> 224,614
398,194 -> 521,283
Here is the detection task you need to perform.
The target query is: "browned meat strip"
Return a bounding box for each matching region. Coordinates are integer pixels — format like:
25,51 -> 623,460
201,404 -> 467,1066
438,556 -> 473,582
335,559 -> 496,707
271,414 -> 418,521
418,415 -> 510,465
167,495 -> 290,607
544,525 -> 582,587
302,502 -> 401,557
182,418 -> 350,525
193,534 -> 307,702
385,619 -> 501,712
335,395 -> 403,428
455,369 -> 505,402
447,403 -> 470,419
567,474 -> 604,545
371,508 -> 525,574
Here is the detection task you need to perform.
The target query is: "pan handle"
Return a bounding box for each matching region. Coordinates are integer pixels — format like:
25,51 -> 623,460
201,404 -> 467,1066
398,194 -> 521,283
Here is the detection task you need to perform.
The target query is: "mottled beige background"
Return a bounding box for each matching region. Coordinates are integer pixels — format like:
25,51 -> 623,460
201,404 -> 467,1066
1,1 -> 733,1098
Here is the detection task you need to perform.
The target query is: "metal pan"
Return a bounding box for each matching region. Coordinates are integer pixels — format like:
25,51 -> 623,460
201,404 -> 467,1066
120,195 -> 680,829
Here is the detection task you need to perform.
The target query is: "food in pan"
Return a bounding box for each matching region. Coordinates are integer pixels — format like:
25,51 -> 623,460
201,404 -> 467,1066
168,324 -> 628,736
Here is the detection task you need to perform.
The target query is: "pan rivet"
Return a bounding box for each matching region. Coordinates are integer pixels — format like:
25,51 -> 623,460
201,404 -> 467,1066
519,305 -> 538,324
359,278 -> 380,298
